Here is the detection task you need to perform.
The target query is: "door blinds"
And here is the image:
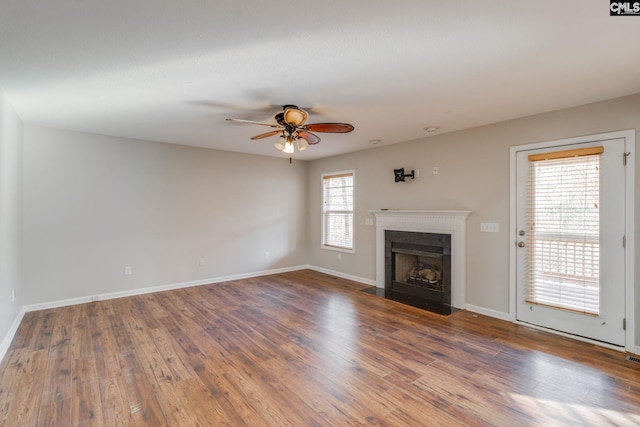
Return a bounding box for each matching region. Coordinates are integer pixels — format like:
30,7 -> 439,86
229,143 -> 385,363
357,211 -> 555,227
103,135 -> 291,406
525,147 -> 603,315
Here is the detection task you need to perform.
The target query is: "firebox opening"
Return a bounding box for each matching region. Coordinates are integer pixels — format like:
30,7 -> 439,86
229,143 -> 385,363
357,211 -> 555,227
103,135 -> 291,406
385,230 -> 452,310
393,250 -> 443,292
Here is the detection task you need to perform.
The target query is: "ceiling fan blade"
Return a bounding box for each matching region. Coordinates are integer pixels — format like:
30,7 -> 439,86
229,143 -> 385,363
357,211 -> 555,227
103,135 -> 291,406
251,130 -> 282,140
303,123 -> 354,133
283,107 -> 308,126
226,118 -> 281,128
297,131 -> 321,145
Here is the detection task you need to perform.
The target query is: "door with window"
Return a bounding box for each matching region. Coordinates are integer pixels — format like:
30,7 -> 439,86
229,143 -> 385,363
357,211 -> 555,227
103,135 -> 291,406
515,138 -> 626,346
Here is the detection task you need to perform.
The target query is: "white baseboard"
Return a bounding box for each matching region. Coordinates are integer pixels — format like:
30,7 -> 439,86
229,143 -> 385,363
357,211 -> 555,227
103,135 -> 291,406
23,265 -> 309,312
306,265 -> 376,287
0,307 -> 26,365
465,304 -> 511,321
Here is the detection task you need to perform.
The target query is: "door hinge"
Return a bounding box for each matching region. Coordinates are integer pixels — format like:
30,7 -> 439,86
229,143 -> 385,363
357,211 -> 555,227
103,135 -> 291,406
623,151 -> 631,166
623,235 -> 626,248
623,318 -> 627,331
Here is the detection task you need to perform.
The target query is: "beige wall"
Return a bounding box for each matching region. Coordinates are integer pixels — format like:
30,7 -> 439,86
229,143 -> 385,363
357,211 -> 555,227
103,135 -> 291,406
9,93 -> 640,351
22,126 -> 308,305
0,91 -> 23,348
307,94 -> 640,340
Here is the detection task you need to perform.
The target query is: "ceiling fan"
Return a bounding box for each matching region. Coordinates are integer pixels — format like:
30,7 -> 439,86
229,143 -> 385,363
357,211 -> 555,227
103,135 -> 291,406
226,105 -> 354,162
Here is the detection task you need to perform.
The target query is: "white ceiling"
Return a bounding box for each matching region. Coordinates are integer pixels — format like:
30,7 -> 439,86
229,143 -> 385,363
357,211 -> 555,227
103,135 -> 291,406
2,1 -> 640,160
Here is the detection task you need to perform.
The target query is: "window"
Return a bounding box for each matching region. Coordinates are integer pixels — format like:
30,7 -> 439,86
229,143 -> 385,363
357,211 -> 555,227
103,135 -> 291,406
525,146 -> 602,315
322,171 -> 354,252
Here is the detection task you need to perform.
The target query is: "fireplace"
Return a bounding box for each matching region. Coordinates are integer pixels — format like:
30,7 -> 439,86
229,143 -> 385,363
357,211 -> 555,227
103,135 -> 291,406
371,210 -> 470,311
385,230 -> 451,306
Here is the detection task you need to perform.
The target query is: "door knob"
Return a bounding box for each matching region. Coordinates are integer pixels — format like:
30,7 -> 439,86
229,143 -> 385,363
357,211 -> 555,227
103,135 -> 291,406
517,242 -> 525,248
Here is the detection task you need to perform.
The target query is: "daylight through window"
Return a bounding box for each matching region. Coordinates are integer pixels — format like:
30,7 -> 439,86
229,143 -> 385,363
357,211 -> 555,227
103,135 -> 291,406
525,147 -> 602,315
322,171 -> 354,251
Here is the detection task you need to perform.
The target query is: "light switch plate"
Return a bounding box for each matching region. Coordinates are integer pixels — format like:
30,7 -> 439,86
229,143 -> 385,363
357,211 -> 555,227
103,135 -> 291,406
480,223 -> 499,233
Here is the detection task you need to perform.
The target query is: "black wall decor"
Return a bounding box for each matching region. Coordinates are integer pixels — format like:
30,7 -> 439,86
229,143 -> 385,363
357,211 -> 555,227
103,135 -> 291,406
394,168 -> 415,182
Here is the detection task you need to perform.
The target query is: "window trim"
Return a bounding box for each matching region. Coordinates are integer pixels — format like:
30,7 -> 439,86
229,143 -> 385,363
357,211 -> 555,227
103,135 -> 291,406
321,170 -> 355,253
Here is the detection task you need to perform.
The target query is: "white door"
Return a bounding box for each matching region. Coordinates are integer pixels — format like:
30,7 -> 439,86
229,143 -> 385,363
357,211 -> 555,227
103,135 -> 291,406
515,138 -> 626,346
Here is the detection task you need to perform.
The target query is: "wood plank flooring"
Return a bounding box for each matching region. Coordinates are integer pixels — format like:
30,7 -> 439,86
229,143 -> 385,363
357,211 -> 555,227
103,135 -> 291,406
1,269 -> 639,426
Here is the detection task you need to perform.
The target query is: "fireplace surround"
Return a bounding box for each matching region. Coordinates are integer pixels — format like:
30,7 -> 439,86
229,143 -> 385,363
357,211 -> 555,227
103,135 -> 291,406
371,210 -> 470,310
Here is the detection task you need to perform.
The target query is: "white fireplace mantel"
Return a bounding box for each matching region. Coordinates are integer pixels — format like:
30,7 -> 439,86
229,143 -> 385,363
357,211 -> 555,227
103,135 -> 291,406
370,210 -> 471,309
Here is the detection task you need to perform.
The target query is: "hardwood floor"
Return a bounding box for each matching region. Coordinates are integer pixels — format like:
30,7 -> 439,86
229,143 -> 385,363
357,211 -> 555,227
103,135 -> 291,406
1,270 -> 639,426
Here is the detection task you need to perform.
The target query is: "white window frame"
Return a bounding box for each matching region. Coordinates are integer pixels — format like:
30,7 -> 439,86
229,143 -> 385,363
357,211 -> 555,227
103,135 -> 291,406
321,170 -> 355,253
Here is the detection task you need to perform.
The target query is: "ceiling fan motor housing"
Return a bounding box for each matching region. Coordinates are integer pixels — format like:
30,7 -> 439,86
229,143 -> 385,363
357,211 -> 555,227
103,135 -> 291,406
227,104 -> 353,155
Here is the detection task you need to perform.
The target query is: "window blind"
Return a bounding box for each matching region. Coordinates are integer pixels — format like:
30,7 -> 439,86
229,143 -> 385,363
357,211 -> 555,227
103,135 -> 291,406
525,148 -> 602,315
323,172 -> 354,250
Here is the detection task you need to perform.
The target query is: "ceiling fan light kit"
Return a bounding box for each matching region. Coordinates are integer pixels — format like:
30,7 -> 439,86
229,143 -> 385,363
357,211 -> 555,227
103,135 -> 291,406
296,138 -> 309,152
282,142 -> 294,154
226,105 -> 354,162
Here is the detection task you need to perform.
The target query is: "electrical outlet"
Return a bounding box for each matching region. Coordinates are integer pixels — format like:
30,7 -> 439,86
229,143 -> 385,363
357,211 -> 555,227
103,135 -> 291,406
414,169 -> 420,178
11,289 -> 15,302
264,251 -> 270,259
433,167 -> 439,175
124,266 -> 132,275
